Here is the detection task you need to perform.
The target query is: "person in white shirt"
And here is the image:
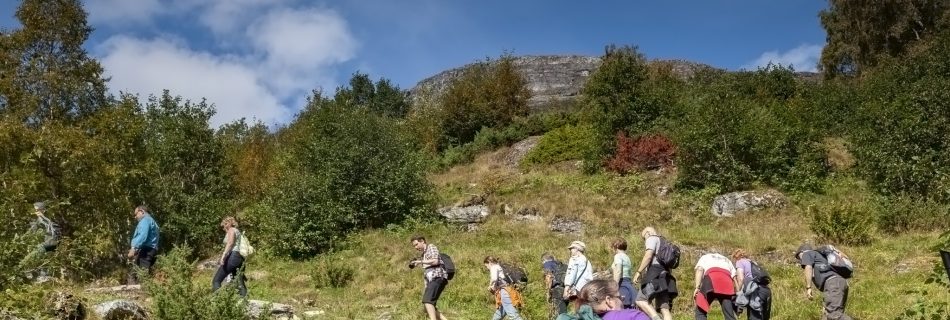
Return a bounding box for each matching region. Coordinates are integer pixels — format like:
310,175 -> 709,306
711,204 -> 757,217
693,253 -> 738,320
563,240 -> 594,301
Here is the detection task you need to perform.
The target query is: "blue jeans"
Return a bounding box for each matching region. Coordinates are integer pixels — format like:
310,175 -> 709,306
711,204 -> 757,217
212,252 -> 247,297
492,288 -> 523,320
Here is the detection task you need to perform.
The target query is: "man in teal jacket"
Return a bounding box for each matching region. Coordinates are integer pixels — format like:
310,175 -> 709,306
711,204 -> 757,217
127,205 -> 160,283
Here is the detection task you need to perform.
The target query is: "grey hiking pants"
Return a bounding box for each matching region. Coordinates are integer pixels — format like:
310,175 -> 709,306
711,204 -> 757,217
822,276 -> 852,320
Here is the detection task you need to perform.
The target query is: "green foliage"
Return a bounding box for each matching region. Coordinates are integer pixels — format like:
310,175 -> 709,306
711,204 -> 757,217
141,92 -> 235,256
334,72 -> 411,118
147,245 -> 249,320
521,124 -> 598,167
809,202 -> 876,245
217,119 -> 276,206
819,0 -> 950,78
438,54 -> 531,147
670,66 -> 828,192
876,196 -> 950,232
0,285 -> 65,319
254,95 -> 432,257
312,258 -> 356,288
851,30 -> 950,202
435,111 -> 578,168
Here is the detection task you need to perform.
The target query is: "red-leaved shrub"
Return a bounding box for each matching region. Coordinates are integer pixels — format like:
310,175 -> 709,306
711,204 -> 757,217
606,132 -> 676,174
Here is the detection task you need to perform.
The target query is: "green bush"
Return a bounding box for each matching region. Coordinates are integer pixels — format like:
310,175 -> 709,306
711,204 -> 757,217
669,67 -> 828,192
312,259 -> 356,288
877,197 -> 950,232
809,202 -> 876,245
851,30 -> 950,202
257,97 -> 432,257
521,124 -> 599,167
146,245 -> 249,320
439,54 -> 531,147
435,111 -> 578,168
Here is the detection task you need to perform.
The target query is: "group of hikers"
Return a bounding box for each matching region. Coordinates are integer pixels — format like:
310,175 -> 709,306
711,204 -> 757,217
408,226 -> 855,320
19,203 -> 855,319
18,202 -> 250,297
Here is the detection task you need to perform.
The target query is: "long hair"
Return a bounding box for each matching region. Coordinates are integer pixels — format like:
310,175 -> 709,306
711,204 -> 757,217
220,216 -> 239,229
575,279 -> 619,314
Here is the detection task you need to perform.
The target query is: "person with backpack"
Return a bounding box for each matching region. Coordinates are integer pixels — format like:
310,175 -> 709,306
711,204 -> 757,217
731,249 -> 771,320
485,256 -> 524,320
127,205 -> 160,284
212,216 -> 248,297
563,241 -> 594,303
409,235 -> 448,320
796,244 -> 853,320
632,227 -> 679,320
610,238 -> 636,309
556,279 -> 651,320
18,201 -> 61,275
692,252 -> 738,320
543,252 -> 569,318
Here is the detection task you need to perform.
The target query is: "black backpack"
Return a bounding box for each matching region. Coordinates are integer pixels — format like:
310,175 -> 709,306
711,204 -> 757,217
655,236 -> 681,269
547,260 -> 568,287
440,253 -> 456,280
749,260 -> 771,286
501,263 -> 528,289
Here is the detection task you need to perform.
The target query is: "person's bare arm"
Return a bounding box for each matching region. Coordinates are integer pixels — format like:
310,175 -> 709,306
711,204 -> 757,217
735,267 -> 745,290
693,267 -> 703,296
612,260 -> 621,283
633,249 -> 653,282
803,265 -> 814,299
220,228 -> 235,264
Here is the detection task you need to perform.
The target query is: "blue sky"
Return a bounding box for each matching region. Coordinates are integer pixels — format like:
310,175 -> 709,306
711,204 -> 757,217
0,0 -> 828,126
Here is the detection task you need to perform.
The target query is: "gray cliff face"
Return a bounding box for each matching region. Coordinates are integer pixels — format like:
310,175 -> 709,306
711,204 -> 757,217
409,55 -> 602,110
408,55 -> 718,111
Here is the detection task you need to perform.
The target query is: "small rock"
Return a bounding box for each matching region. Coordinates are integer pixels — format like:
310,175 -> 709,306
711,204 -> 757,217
247,300 -> 295,319
438,205 -> 490,224
513,207 -> 543,222
549,216 -> 584,235
85,285 -> 142,294
302,299 -> 316,307
49,291 -> 85,320
197,258 -> 219,270
894,263 -> 911,274
465,223 -> 480,232
711,190 -> 787,217
93,300 -> 148,320
377,312 -> 394,320
303,310 -> 326,318
656,186 -> 671,197
503,203 -> 514,215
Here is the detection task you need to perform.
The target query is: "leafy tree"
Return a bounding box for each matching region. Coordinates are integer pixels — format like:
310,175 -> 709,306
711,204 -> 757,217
819,0 -> 950,78
140,91 -> 234,255
334,72 -> 410,118
217,119 -> 276,206
253,93 -> 431,257
439,55 -> 531,147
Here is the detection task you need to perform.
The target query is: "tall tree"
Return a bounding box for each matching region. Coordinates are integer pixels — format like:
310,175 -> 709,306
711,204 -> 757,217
819,0 -> 950,78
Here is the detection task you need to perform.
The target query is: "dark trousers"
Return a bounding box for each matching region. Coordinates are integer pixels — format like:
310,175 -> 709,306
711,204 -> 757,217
212,252 -> 247,297
822,277 -> 852,320
696,293 -> 737,320
745,286 -> 771,320
548,285 -> 568,318
130,246 -> 157,284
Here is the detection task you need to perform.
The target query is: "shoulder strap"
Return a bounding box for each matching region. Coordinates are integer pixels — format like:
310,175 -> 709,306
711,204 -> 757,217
572,258 -> 589,285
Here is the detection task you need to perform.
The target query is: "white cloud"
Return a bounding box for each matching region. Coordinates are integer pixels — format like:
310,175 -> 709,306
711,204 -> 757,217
84,0 -> 165,26
89,3 -> 358,127
99,36 -> 289,127
743,44 -> 823,72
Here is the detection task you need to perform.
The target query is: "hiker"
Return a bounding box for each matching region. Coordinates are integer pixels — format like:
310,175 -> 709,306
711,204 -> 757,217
563,241 -> 594,303
692,252 -> 738,320
127,205 -> 160,283
610,238 -> 636,309
18,201 -> 60,276
543,252 -> 569,317
556,279 -> 651,320
212,216 -> 247,297
796,244 -> 853,320
732,249 -> 772,320
409,235 -> 448,320
632,227 -> 678,320
485,256 -> 524,320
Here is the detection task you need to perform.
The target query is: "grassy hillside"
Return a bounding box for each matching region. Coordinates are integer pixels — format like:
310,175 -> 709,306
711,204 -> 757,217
69,149 -> 948,319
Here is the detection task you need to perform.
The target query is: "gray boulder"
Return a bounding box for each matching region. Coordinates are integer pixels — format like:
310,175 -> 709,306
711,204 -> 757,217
438,205 -> 490,224
93,300 -> 148,320
247,300 -> 295,319
549,216 -> 584,235
711,190 -> 787,217
504,136 -> 541,168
